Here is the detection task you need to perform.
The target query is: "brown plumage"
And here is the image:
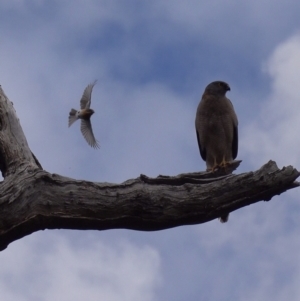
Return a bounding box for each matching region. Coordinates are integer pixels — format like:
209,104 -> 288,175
68,80 -> 100,149
195,81 -> 238,223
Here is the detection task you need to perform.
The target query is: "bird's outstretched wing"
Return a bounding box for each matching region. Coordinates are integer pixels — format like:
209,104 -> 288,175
80,119 -> 100,149
80,80 -> 97,109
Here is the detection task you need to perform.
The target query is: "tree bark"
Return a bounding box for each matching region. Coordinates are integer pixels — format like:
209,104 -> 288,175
0,86 -> 298,251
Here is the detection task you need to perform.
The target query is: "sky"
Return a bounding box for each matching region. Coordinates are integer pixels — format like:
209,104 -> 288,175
1,0 -> 300,300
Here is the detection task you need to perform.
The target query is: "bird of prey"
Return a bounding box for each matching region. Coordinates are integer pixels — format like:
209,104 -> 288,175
68,80 -> 100,149
195,81 -> 238,222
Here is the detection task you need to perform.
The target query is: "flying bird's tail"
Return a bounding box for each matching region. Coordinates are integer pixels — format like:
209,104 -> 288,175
68,108 -> 79,127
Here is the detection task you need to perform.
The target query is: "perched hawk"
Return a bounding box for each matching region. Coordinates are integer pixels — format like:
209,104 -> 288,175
195,81 -> 238,222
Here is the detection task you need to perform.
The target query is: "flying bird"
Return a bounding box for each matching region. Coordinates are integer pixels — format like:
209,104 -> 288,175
195,80 -> 238,222
68,80 -> 100,149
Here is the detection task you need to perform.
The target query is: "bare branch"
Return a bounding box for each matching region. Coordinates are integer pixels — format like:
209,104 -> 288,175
0,160 -> 298,251
0,86 -> 41,177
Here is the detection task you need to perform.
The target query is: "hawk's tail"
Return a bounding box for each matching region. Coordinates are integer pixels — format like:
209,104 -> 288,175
68,108 -> 78,127
219,213 -> 229,223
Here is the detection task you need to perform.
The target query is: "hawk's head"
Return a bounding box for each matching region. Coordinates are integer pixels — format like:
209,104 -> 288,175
205,81 -> 230,96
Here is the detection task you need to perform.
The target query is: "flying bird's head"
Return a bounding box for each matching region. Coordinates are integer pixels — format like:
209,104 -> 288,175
87,108 -> 95,114
204,81 -> 230,96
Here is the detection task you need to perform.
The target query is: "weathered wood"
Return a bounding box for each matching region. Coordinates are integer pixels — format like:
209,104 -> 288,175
0,86 -> 42,177
140,159 -> 242,185
0,86 -> 298,251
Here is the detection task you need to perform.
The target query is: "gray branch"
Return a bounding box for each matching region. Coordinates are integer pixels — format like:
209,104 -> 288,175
0,86 -> 299,251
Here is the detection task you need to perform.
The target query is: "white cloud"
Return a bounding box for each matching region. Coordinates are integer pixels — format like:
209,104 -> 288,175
0,233 -> 161,301
242,34 -> 300,168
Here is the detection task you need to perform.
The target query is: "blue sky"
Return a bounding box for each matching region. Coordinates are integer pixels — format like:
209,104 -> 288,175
1,1 -> 300,300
